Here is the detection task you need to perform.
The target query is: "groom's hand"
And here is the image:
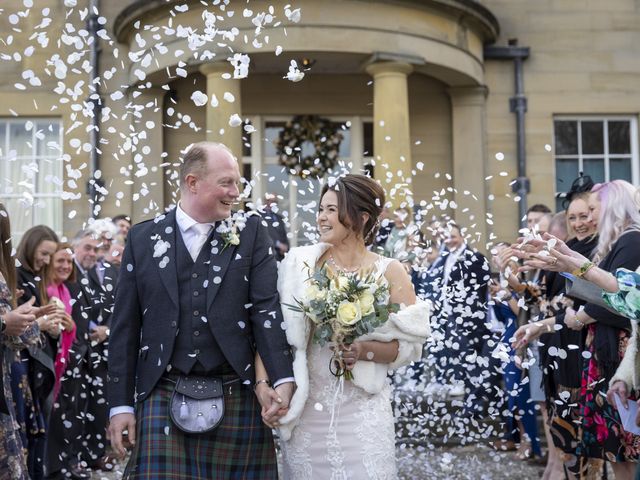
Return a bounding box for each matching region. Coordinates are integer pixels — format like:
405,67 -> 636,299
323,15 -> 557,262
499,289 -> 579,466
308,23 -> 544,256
109,413 -> 136,459
261,382 -> 295,426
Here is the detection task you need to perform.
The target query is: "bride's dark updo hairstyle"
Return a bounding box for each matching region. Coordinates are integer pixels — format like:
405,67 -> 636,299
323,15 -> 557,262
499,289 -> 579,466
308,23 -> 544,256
320,174 -> 385,246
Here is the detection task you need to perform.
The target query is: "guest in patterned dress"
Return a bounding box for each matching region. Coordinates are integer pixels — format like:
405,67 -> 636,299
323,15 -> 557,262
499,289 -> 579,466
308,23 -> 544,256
11,225 -> 59,480
515,180 -> 640,479
0,203 -> 48,480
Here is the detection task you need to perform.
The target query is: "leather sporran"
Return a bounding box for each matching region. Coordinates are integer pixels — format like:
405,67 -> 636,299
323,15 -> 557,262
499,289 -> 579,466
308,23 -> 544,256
169,375 -> 224,434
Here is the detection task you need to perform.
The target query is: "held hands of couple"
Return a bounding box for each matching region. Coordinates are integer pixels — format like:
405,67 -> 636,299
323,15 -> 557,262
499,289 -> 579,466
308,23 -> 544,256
256,381 -> 295,429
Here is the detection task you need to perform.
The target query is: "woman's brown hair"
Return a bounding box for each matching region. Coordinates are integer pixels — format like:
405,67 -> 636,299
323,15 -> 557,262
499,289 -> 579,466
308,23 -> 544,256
16,225 -> 59,274
0,204 -> 16,307
320,174 -> 385,246
16,224 -> 59,304
45,242 -> 77,287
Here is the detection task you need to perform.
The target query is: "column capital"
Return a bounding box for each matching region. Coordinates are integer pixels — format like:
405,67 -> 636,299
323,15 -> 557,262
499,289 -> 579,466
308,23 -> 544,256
365,61 -> 413,78
199,61 -> 234,77
447,86 -> 488,106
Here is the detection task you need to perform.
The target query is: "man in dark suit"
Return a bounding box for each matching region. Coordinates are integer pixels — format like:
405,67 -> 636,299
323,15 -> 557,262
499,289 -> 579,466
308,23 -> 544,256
430,223 -> 490,396
71,229 -> 114,472
107,142 -> 294,478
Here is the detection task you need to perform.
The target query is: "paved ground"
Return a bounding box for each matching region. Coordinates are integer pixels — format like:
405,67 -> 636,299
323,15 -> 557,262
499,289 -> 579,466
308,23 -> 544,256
90,442 -> 545,479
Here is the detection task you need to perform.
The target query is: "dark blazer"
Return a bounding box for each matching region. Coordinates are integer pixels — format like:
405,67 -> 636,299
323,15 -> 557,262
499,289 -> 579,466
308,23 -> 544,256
107,209 -> 294,407
440,247 -> 490,321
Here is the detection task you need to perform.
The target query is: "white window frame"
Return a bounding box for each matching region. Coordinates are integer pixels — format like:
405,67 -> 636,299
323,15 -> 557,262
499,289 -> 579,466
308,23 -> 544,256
0,117 -> 64,237
242,115 -> 373,246
553,115 -> 639,199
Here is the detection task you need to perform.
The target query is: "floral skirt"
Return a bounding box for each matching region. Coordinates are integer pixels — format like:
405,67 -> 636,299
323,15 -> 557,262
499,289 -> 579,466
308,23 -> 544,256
575,325 -> 640,470
9,351 -> 46,445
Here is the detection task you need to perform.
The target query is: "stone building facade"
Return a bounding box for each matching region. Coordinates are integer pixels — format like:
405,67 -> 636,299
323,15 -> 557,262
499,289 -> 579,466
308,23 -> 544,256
0,0 -> 638,246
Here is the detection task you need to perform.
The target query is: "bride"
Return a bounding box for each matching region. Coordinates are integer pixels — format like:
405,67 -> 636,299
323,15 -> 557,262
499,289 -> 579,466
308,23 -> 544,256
269,174 -> 430,479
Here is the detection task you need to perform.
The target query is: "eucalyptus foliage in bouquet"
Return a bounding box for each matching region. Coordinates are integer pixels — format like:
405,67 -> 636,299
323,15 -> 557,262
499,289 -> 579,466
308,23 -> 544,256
286,263 -> 400,380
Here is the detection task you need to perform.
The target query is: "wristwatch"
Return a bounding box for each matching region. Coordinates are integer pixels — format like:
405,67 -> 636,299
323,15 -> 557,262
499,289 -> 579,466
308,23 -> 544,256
0,315 -> 6,334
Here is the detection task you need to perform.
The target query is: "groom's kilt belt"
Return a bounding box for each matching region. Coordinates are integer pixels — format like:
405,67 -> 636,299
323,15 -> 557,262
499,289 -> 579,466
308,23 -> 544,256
124,368 -> 278,479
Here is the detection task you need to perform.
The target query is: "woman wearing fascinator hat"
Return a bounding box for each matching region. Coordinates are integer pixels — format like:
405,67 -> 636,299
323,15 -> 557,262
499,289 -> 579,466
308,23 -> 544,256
514,178 -> 640,478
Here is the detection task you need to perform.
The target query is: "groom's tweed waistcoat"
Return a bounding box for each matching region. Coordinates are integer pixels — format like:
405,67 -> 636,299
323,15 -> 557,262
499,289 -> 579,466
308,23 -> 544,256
170,227 -> 225,374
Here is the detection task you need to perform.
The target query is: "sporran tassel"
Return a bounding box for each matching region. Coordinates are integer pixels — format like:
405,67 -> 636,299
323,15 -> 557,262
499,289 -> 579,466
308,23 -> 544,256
179,397 -> 189,419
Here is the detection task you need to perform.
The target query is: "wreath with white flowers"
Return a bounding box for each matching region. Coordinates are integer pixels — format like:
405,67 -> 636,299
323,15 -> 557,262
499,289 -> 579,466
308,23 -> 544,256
276,115 -> 343,178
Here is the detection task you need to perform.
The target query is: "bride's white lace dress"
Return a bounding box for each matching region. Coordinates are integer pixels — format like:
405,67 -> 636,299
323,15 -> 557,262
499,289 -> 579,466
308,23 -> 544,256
281,257 -> 398,480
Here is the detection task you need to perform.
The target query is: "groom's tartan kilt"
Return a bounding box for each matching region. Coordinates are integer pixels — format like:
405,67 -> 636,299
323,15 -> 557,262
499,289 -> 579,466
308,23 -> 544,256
124,376 -> 278,479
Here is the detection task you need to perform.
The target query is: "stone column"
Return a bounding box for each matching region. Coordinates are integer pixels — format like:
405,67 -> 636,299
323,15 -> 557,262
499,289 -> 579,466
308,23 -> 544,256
199,63 -> 243,161
447,86 -> 489,247
130,87 -> 165,222
365,61 -> 413,208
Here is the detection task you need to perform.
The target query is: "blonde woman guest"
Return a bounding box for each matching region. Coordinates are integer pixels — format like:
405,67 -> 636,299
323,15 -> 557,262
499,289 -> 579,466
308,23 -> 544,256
515,180 -> 640,479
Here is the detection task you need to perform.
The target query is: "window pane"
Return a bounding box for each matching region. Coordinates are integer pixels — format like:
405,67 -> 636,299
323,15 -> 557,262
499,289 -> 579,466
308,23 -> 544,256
583,158 -> 605,183
294,176 -> 320,245
263,164 -> 290,207
608,121 -> 631,154
33,196 -> 62,233
0,122 -> 6,158
3,158 -> 32,194
363,122 -> 374,156
37,157 -> 62,195
555,158 -> 579,192
332,122 -> 351,159
35,121 -> 61,157
554,120 -> 578,155
241,120 -> 252,157
8,121 -> 33,157
4,197 -> 32,236
264,122 -> 286,157
581,121 -> 604,154
610,158 -> 632,181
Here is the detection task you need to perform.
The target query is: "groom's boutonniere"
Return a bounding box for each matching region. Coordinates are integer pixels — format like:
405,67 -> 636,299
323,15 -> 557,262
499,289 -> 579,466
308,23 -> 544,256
220,228 -> 240,253
218,211 -> 248,253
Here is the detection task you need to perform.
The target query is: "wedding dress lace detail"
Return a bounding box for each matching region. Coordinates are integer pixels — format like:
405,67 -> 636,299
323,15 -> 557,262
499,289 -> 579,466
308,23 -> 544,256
281,256 -> 397,480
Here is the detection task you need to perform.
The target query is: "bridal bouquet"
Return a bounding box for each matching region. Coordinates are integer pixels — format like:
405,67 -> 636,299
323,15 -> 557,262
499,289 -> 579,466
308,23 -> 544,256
286,263 -> 399,380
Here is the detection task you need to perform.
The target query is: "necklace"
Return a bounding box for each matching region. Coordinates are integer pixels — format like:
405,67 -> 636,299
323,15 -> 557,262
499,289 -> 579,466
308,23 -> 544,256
328,253 -> 363,275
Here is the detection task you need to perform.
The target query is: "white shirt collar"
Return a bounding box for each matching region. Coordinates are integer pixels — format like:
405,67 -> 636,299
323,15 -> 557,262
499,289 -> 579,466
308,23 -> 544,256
175,202 -> 215,234
447,243 -> 467,258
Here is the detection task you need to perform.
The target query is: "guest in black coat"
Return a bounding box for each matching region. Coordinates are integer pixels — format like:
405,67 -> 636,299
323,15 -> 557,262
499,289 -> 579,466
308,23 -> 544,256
12,225 -> 59,480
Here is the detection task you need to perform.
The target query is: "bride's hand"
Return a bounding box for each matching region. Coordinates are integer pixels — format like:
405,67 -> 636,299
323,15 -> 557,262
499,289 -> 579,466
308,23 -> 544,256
340,343 -> 363,370
255,383 -> 289,428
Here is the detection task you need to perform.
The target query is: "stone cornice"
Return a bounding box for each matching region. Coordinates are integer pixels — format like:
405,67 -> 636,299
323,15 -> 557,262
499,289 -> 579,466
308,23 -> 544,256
113,0 -> 499,44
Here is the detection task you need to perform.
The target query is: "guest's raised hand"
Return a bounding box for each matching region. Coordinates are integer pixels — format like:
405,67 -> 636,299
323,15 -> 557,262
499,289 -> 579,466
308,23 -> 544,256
607,380 -> 629,409
90,325 -> 109,344
2,299 -> 36,336
57,312 -> 75,333
34,302 -> 58,318
511,323 -> 543,349
37,312 -> 60,337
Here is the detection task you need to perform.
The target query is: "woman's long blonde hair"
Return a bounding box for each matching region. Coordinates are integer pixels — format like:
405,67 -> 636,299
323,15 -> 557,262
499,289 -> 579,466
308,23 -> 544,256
592,180 -> 640,262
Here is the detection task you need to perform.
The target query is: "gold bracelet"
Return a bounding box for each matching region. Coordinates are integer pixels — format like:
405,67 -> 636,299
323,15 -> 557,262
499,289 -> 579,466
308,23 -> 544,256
572,261 -> 595,278
254,379 -> 270,390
